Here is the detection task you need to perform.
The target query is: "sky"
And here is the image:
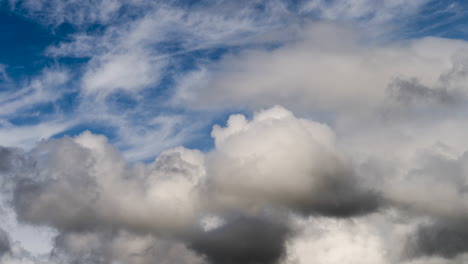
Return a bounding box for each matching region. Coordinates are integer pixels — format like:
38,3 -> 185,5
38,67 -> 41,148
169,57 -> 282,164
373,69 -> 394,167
2,0 -> 468,263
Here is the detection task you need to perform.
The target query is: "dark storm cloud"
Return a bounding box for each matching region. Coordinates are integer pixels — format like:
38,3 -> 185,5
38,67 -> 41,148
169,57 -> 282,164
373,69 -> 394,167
298,184 -> 382,218
406,220 -> 468,259
285,166 -> 383,218
188,215 -> 291,264
0,228 -> 10,257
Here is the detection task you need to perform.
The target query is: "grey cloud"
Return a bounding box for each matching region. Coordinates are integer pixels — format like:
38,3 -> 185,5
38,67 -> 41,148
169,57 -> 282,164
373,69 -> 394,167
0,228 -> 10,257
387,77 -> 462,106
294,176 -> 382,218
12,137 -> 101,231
11,133 -> 205,234
383,150 -> 468,260
384,150 -> 468,222
188,215 -> 290,264
0,147 -> 29,180
0,147 -> 15,172
406,221 -> 468,259
2,106 -> 446,263
10,107 -> 379,240
51,230 -> 206,264
13,177 -> 100,232
439,52 -> 468,88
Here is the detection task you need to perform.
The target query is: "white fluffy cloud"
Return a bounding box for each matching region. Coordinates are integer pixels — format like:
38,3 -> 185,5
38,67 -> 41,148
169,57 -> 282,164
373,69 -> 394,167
206,106 -> 379,216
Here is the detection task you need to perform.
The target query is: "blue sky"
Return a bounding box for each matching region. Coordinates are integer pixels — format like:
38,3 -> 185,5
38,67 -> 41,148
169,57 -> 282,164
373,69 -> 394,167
3,0 -> 468,263
1,0 -> 464,161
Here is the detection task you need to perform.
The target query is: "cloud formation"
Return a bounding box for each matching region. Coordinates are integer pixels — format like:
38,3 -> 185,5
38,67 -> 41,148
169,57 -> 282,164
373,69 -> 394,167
207,106 -> 380,217
0,106 -> 386,264
3,0 -> 468,263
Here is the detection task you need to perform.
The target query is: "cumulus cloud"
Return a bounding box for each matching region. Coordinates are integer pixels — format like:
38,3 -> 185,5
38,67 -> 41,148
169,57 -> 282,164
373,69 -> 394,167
12,132 -> 206,233
0,106 -> 388,263
1,104 -> 468,263
206,106 -> 380,217
10,106 -> 378,237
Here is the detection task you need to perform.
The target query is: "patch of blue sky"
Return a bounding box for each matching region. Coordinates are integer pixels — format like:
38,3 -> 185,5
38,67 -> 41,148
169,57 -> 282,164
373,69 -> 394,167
5,0 -> 468,162
51,121 -> 119,141
7,102 -> 56,125
398,0 -> 468,40
0,8 -> 55,79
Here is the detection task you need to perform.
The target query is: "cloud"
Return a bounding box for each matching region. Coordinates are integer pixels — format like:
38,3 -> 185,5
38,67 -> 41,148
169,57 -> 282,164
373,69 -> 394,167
0,105 -> 390,263
82,50 -> 163,95
0,147 -> 17,173
0,228 -> 10,257
298,0 -> 429,25
383,150 -> 468,221
0,120 -> 76,150
0,68 -> 70,117
387,77 -> 463,106
3,1 -> 468,262
51,230 -> 205,264
206,105 -> 381,216
282,216 -> 389,264
12,132 -> 206,233
407,221 -> 468,259
9,106 -> 377,236
2,105 -> 468,263
176,23 -> 468,117
188,214 -> 290,264
0,227 -> 52,264
8,0 -> 132,28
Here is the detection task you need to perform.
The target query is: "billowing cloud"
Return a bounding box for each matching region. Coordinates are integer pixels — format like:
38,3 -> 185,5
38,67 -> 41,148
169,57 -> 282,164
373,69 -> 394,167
206,106 -> 380,217
0,106 -> 387,263
189,214 -> 290,264
13,132 -> 206,233
1,104 -> 468,263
